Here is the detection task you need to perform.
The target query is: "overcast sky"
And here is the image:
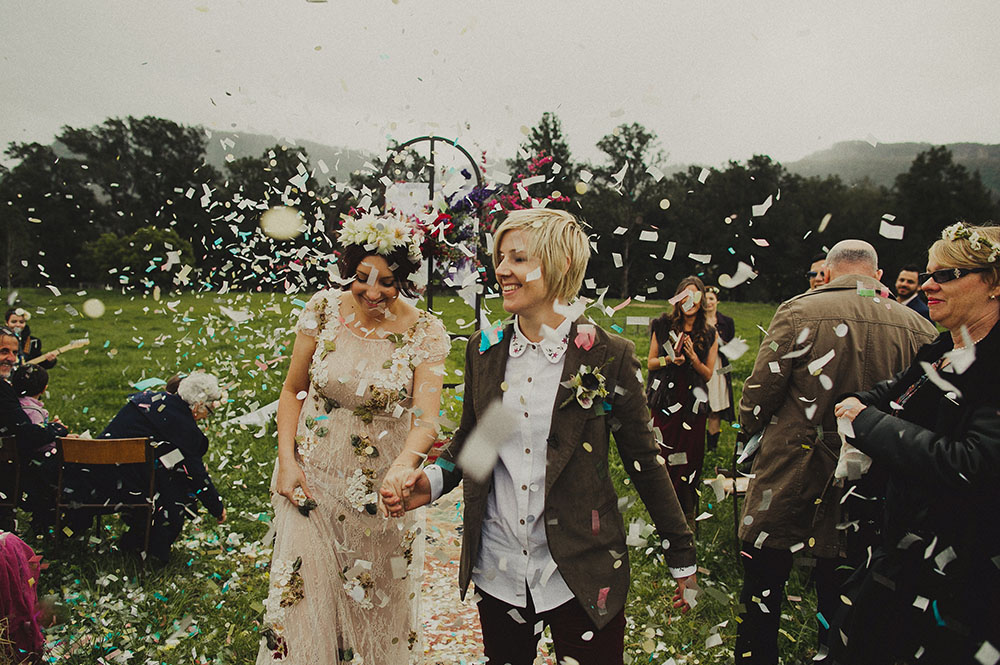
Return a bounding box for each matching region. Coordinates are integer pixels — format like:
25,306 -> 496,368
3,1 -> 999,170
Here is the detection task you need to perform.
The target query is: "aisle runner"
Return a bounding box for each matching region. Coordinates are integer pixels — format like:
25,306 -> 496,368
421,484 -> 555,664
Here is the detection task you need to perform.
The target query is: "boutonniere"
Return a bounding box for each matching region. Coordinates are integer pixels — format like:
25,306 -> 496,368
559,363 -> 609,410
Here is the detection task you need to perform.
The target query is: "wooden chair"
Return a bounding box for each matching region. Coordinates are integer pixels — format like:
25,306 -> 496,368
54,437 -> 154,555
0,436 -> 19,518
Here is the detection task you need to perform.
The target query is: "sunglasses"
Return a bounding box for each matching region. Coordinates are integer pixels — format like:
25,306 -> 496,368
805,271 -> 820,278
918,267 -> 989,284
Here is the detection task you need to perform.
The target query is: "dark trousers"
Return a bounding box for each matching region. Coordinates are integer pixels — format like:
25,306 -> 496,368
736,543 -> 849,665
476,587 -> 626,665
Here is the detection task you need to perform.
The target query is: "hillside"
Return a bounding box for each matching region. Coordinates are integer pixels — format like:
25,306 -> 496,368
47,129 -> 374,184
787,141 -> 1000,194
201,129 -> 374,182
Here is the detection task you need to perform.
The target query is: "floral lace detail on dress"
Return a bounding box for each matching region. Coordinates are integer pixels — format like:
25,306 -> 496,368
262,556 -> 305,659
299,291 -> 450,423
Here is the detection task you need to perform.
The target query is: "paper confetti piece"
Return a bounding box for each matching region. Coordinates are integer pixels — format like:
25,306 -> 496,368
664,241 -> 676,260
878,219 -> 905,240
975,641 -> 1000,665
159,448 -> 185,469
807,349 -> 836,375
81,298 -> 105,318
751,195 -> 773,217
639,230 -> 658,242
260,206 -> 305,240
455,402 -> 514,481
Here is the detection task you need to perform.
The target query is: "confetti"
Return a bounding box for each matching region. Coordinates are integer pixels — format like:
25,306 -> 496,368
260,206 -> 305,240
81,298 -> 106,318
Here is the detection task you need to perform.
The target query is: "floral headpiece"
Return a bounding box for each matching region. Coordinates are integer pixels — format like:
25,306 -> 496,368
941,222 -> 1000,263
338,212 -> 423,264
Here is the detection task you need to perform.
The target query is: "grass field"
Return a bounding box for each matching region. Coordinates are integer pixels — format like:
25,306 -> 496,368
6,286 -> 825,664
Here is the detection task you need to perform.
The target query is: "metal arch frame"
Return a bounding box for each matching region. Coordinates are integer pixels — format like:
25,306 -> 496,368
379,135 -> 485,321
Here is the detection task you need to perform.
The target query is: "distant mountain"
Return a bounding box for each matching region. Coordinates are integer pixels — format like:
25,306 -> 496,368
201,129 -> 374,182
786,141 -> 1000,195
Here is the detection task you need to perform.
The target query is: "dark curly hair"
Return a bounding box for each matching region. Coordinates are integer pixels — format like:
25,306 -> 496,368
337,243 -> 421,298
660,275 -> 714,355
12,364 -> 48,397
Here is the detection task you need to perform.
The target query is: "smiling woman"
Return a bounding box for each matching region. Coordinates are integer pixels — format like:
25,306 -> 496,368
832,222 -> 1000,662
258,212 -> 449,664
382,208 -> 697,665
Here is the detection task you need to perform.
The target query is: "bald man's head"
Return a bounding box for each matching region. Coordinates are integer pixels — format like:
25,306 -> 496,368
824,240 -> 882,281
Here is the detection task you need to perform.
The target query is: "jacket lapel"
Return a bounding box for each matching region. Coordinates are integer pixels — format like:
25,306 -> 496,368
545,318 -> 610,492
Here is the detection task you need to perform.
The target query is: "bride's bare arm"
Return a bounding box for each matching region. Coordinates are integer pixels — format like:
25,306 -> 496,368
275,332 -> 317,502
379,357 -> 445,516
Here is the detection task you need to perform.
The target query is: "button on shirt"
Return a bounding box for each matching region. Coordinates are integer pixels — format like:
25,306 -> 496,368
428,316 -> 574,612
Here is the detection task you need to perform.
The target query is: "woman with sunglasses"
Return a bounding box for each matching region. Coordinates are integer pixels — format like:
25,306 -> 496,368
832,222 -> 1000,663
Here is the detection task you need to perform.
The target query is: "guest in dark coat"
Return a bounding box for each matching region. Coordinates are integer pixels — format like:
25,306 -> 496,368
894,264 -> 932,321
702,285 -> 735,452
71,372 -> 227,563
833,223 -> 1000,663
0,327 -> 65,534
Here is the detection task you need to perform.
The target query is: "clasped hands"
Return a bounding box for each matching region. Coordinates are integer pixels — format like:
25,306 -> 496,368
379,467 -> 431,518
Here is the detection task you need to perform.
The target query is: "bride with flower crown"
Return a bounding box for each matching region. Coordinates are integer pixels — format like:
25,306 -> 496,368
257,213 -> 450,664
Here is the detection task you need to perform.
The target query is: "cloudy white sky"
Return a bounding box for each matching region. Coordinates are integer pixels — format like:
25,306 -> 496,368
3,1 -> 999,169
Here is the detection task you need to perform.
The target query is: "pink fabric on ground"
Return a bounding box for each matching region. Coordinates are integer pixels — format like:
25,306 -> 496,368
0,532 -> 45,663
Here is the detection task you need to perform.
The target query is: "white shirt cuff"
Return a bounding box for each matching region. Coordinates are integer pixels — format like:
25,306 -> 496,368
425,463 -> 445,502
669,564 -> 697,579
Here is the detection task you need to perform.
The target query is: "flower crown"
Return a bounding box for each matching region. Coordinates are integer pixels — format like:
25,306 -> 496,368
338,212 -> 423,264
941,222 -> 1000,263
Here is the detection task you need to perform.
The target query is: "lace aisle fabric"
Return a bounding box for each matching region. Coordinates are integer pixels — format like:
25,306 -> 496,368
257,290 -> 450,665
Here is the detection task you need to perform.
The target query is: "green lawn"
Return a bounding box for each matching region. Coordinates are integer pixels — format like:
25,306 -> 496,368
6,287 -> 822,664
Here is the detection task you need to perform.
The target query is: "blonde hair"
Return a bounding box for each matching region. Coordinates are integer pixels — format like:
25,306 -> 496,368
492,209 -> 590,302
928,223 -> 1000,288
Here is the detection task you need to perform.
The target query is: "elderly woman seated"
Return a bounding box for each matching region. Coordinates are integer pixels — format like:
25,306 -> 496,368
66,373 -> 227,564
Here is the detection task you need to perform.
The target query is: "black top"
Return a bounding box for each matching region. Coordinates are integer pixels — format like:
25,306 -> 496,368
99,391 -> 224,518
0,378 -> 64,456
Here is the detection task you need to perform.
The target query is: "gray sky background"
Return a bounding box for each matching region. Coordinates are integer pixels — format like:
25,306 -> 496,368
3,1 -> 999,170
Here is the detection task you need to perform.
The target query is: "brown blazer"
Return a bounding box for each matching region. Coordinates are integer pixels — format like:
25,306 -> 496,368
738,274 -> 937,557
436,317 -> 695,628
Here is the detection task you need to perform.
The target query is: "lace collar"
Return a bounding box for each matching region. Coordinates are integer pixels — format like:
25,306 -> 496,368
508,316 -> 571,363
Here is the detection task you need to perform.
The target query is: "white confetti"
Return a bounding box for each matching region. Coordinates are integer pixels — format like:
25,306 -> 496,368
878,219 -> 905,240
260,206 -> 305,240
751,194 -> 773,217
81,298 -> 105,318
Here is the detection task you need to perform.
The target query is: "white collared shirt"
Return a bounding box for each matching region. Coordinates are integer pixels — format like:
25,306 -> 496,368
429,315 -> 574,611
425,315 -> 695,609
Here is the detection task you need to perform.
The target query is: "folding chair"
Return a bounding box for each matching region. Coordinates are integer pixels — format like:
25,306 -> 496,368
0,436 -> 19,522
54,437 -> 154,555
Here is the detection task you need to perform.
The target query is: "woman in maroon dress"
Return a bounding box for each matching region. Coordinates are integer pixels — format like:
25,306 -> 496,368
646,276 -> 719,528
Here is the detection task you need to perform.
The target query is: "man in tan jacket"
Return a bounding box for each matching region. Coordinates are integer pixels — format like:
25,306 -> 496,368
735,240 -> 937,664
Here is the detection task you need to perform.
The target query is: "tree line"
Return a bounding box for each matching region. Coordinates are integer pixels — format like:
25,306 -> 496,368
1,113 -> 997,302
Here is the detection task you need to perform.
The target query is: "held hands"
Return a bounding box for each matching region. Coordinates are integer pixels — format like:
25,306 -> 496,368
378,462 -> 416,518
380,469 -> 432,517
833,396 -> 867,423
672,573 -> 697,613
